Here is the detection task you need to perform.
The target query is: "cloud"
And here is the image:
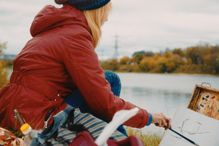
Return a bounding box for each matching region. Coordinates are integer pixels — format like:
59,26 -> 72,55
0,0 -> 219,58
97,0 -> 219,58
0,0 -> 54,54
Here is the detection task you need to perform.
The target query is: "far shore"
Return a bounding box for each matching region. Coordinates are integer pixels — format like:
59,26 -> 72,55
115,71 -> 219,77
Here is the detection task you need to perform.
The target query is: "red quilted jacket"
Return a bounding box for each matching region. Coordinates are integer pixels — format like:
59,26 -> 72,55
0,4 -> 150,130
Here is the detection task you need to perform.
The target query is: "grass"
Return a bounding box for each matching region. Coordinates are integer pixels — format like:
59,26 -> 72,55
126,127 -> 162,146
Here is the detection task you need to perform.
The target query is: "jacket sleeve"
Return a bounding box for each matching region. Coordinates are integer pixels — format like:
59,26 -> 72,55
62,33 -> 150,128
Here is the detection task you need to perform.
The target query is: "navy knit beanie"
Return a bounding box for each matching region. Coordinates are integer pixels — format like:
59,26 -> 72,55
69,0 -> 110,10
55,0 -> 111,10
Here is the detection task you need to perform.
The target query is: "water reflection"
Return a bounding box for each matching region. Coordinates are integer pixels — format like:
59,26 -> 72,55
121,86 -> 191,115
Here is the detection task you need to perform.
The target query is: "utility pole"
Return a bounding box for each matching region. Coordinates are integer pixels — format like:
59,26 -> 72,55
113,35 -> 119,59
100,48 -> 104,60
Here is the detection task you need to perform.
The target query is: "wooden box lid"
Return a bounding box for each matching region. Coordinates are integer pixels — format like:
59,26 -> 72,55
188,83 -> 219,120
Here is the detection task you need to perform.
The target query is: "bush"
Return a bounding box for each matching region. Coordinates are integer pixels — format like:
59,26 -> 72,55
0,42 -> 9,88
127,127 -> 162,146
215,57 -> 219,74
0,62 -> 8,88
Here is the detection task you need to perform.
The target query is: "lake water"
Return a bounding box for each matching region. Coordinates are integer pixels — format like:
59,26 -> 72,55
118,73 -> 219,135
6,69 -> 219,135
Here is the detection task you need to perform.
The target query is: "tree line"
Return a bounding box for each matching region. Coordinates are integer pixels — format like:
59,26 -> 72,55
101,44 -> 219,75
1,42 -> 219,89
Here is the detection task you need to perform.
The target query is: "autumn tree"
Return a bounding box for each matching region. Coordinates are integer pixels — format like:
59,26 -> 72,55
101,59 -> 119,71
0,42 -> 9,88
215,57 -> 219,74
132,51 -> 146,64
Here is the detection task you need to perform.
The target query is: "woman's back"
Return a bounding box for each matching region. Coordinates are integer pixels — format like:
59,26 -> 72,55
0,4 -> 92,130
0,3 -> 152,132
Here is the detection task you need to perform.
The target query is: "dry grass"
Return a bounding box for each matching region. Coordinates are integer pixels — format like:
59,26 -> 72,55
127,127 -> 162,146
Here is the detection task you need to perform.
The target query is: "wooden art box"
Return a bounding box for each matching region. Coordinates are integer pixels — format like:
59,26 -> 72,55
188,84 -> 219,120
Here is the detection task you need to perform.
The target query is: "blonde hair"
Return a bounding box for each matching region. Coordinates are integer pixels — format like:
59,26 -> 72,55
83,2 -> 112,48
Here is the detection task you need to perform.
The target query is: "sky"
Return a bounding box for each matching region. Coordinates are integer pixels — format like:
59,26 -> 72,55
0,0 -> 219,59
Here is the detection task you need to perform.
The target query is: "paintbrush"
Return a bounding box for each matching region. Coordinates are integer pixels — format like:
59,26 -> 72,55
169,127 -> 200,146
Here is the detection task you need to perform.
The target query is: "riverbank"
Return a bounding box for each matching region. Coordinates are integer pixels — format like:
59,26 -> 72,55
115,71 -> 219,77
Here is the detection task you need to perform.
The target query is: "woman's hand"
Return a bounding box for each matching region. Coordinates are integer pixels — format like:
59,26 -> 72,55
152,113 -> 171,129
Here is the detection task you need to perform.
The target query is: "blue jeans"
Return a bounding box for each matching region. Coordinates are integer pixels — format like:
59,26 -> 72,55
65,70 -> 127,136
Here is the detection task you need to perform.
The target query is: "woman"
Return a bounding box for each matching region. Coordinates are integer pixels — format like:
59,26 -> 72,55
0,0 -> 170,139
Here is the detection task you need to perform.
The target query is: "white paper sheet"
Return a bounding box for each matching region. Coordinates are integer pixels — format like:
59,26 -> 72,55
159,107 -> 219,146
